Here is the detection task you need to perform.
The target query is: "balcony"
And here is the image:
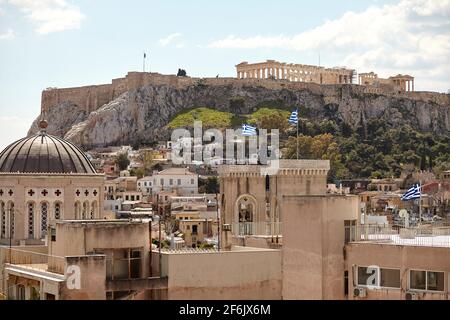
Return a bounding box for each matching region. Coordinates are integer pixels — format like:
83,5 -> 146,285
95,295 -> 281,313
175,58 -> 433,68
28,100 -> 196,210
346,224 -> 450,248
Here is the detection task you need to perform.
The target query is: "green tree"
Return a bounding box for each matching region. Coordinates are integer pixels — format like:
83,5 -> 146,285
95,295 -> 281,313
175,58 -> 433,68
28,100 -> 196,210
115,153 -> 130,171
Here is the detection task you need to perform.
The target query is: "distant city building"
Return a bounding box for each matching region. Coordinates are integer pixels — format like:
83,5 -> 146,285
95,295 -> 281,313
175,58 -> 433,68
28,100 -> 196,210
137,168 -> 198,197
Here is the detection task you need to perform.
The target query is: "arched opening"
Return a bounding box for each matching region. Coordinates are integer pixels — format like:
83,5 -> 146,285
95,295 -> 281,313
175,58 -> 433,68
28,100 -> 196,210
0,201 -> 5,238
235,195 -> 257,235
27,202 -> 35,239
82,201 -> 89,220
90,201 -> 98,219
54,202 -> 62,220
40,202 -> 48,237
74,201 -> 81,219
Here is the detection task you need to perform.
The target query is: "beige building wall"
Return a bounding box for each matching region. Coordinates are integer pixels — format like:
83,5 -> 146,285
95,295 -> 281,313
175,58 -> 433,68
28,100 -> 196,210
0,174 -> 104,245
59,255 -> 107,300
281,195 -> 359,300
346,243 -> 450,300
218,160 -> 330,249
156,248 -> 282,300
49,221 -> 150,278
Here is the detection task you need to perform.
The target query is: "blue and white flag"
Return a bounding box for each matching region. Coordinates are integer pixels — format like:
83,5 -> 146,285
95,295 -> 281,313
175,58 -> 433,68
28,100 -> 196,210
288,109 -> 298,125
401,184 -> 421,201
242,124 -> 257,136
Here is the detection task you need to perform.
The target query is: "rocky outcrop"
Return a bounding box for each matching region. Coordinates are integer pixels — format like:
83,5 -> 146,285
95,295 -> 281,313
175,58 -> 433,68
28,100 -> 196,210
29,80 -> 450,149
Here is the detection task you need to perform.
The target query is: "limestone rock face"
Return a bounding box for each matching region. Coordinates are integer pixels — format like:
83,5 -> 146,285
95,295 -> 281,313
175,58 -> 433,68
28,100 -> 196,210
28,102 -> 88,138
29,82 -> 450,149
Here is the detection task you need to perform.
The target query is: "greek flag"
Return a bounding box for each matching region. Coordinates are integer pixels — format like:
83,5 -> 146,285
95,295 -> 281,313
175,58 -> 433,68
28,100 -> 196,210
242,124 -> 257,136
289,109 -> 298,125
401,184 -> 421,201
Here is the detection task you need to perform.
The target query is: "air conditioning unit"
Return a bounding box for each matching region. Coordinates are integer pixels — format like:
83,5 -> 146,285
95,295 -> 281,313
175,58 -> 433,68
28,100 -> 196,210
353,287 -> 367,298
405,292 -> 419,300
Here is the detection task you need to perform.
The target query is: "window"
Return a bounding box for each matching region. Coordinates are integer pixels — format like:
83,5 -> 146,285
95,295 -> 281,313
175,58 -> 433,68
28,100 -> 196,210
82,201 -> 89,219
8,202 -> 14,237
28,202 -> 35,238
344,220 -> 357,244
0,201 -> 5,238
50,228 -> 56,242
170,179 -> 173,185
409,270 -> 444,291
191,179 -> 194,185
380,268 -> 401,288
344,271 -> 349,296
90,201 -> 97,219
177,179 -> 181,185
54,202 -> 61,220
160,178 -> 164,186
41,202 -> 48,236
75,202 -> 81,219
357,266 -> 400,288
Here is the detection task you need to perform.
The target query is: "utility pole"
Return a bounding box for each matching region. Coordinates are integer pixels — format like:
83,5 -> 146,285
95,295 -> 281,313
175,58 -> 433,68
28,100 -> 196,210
216,193 -> 220,251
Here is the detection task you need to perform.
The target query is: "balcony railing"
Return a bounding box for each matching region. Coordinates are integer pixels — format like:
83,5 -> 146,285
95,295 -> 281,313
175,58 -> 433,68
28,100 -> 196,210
232,222 -> 282,236
346,225 -> 450,248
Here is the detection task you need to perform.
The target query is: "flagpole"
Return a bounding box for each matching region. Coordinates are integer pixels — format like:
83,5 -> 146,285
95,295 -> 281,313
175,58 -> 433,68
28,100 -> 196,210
143,52 -> 146,72
296,112 -> 299,160
419,181 -> 422,227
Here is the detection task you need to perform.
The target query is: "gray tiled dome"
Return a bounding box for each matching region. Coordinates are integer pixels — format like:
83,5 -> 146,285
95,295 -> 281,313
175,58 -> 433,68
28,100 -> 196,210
0,132 -> 96,174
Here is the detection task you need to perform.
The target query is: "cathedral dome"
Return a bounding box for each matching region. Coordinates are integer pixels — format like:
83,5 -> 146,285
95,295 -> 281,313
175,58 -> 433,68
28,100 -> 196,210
0,122 -> 96,174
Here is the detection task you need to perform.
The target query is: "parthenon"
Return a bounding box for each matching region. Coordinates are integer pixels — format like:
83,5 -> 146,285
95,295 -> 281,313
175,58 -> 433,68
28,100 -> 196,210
236,60 -> 416,93
236,60 -> 355,85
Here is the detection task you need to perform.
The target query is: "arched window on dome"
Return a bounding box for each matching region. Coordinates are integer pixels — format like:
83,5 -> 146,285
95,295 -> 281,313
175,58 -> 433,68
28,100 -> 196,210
40,202 -> 48,237
27,202 -> 35,239
0,201 -> 5,238
82,201 -> 89,220
90,201 -> 98,219
54,202 -> 62,220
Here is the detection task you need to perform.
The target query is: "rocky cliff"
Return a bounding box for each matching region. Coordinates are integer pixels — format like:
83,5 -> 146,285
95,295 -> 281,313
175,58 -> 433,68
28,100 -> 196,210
29,77 -> 450,149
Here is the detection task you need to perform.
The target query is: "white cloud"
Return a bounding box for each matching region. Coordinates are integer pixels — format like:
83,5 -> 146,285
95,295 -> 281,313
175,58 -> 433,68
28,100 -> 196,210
208,0 -> 450,92
159,33 -> 182,47
8,0 -> 85,34
0,28 -> 15,39
0,116 -> 32,151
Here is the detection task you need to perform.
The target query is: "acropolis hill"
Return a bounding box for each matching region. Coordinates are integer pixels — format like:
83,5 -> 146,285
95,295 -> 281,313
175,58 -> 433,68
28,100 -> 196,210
31,64 -> 450,148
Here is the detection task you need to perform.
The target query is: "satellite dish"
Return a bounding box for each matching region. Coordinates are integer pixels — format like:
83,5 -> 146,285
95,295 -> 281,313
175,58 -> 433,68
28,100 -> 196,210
399,209 -> 408,218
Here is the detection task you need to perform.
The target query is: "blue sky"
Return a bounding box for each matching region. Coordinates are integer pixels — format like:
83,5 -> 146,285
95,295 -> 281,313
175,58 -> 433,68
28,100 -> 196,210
0,0 -> 449,150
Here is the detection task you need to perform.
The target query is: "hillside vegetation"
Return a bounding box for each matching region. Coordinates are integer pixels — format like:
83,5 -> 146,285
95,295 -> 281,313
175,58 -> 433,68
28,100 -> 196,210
167,106 -> 450,181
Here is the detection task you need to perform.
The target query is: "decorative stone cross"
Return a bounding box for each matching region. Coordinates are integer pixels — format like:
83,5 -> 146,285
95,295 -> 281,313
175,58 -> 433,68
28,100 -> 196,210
93,190 -> 98,196
8,189 -> 13,196
28,189 -> 35,196
84,190 -> 89,196
55,189 -> 62,196
75,190 -> 81,196
41,189 -> 48,196
0,189 -> 3,196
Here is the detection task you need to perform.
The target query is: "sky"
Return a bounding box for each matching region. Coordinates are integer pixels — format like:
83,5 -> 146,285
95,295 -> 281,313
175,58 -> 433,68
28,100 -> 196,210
0,0 -> 449,150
